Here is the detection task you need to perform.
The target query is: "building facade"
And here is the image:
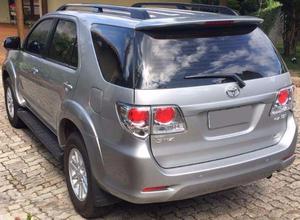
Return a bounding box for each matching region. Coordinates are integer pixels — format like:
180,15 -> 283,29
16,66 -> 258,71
0,0 -> 191,24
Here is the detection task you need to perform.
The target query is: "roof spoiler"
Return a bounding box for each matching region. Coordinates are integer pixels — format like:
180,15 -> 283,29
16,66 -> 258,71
135,17 -> 264,31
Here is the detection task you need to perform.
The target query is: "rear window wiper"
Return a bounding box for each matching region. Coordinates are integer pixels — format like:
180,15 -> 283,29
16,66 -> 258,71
184,73 -> 246,88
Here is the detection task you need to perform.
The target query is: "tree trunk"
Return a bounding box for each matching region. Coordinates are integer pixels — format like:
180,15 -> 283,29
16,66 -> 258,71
283,8 -> 297,56
219,0 -> 228,5
15,0 -> 25,40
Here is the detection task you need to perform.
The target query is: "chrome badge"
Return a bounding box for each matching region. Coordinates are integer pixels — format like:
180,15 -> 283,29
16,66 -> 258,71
226,86 -> 240,98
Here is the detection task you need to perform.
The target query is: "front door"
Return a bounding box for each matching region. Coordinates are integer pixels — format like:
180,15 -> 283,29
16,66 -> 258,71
18,18 -> 55,118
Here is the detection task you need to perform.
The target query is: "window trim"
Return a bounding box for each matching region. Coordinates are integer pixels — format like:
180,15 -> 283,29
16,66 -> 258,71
23,18 -> 56,58
45,18 -> 79,69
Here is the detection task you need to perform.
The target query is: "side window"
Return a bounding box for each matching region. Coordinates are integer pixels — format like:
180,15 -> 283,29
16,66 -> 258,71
48,20 -> 78,67
25,19 -> 54,55
92,33 -> 122,84
91,25 -> 134,88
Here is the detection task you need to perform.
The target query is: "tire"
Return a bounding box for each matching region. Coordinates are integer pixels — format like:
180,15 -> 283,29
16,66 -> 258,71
64,132 -> 118,218
4,78 -> 24,128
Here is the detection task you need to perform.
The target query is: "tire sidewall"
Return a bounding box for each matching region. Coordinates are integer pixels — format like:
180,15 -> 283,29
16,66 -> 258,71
64,133 -> 96,217
4,78 -> 19,125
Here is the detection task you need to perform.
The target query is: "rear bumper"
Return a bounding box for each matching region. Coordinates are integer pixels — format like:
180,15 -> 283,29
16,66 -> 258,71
96,113 -> 297,204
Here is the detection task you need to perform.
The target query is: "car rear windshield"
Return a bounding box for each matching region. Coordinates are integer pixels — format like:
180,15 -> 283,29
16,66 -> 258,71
134,26 -> 287,89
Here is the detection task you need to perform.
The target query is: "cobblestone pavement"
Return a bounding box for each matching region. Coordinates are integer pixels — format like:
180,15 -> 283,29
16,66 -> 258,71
0,73 -> 299,219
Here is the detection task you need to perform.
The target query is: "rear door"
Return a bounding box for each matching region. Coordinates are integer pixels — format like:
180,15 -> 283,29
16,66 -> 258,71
134,26 -> 291,168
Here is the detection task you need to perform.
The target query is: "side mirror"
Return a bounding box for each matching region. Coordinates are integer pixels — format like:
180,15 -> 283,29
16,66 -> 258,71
4,37 -> 20,50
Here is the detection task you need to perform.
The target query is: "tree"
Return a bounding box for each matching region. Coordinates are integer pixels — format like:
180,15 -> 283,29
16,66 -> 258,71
278,0 -> 300,56
219,0 -> 228,5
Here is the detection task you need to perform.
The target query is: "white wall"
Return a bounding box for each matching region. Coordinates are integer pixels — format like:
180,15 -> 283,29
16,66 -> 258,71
0,1 -> 10,23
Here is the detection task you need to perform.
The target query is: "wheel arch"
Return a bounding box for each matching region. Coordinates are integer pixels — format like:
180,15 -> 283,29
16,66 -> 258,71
58,118 -> 82,147
2,62 -> 26,106
58,100 -> 105,184
58,100 -> 99,145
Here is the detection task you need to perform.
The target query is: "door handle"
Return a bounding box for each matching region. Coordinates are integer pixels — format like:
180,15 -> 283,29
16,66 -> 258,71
31,67 -> 39,75
64,81 -> 73,92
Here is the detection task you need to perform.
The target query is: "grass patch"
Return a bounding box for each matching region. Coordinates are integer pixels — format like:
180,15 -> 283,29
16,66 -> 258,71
277,43 -> 300,76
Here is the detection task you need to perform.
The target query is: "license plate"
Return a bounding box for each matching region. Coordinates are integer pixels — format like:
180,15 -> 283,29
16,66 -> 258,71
208,106 -> 253,129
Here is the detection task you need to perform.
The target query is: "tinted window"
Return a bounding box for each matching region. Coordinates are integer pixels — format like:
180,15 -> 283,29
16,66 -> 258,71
25,19 -> 53,55
49,20 -> 78,67
91,25 -> 134,88
135,27 -> 287,89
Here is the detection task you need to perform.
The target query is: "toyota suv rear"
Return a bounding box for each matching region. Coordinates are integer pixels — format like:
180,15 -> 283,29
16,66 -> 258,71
2,3 -> 297,218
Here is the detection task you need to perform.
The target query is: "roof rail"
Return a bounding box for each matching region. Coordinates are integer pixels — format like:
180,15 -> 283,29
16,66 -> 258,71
132,2 -> 238,16
57,4 -> 151,19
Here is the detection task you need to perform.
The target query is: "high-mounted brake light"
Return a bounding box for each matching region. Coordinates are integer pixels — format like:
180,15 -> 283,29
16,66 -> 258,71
204,20 -> 235,27
270,86 -> 294,119
116,103 -> 187,138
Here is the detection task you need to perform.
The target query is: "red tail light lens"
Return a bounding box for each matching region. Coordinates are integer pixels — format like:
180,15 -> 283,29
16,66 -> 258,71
128,108 -> 149,124
277,89 -> 289,105
270,86 -> 294,118
154,107 -> 175,124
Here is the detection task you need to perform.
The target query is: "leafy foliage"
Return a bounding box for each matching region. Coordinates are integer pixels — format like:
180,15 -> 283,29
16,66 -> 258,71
240,0 -> 260,14
227,0 -> 240,11
256,4 -> 281,34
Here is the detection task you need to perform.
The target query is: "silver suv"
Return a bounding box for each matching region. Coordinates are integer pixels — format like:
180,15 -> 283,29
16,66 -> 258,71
2,3 -> 297,218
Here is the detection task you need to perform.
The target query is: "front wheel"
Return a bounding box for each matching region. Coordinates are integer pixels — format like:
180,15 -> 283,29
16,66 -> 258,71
64,133 -> 116,218
4,78 -> 24,128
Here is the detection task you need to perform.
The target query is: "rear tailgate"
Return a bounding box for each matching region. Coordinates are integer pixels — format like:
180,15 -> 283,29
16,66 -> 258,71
133,24 -> 291,168
135,74 -> 291,168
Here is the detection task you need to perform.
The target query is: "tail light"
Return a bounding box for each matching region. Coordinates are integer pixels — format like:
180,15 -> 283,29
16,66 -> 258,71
116,103 -> 150,138
116,103 -> 186,138
152,106 -> 186,135
270,86 -> 294,119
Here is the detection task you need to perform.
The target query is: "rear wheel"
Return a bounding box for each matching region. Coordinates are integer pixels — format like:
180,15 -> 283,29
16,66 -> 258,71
4,78 -> 24,128
64,132 -> 117,218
